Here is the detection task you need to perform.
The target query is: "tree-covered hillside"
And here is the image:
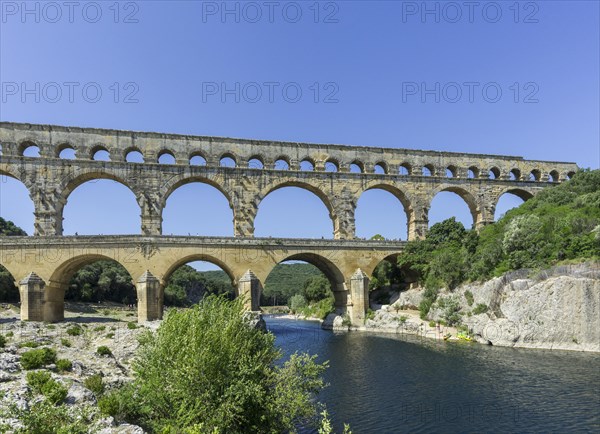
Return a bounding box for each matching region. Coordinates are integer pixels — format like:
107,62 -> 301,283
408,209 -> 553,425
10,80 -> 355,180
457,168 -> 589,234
386,170 -> 600,316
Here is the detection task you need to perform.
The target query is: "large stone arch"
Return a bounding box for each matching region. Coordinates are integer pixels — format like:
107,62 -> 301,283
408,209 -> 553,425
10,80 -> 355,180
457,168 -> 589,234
38,253 -> 140,322
356,181 -> 415,240
159,254 -> 237,287
159,174 -> 236,236
261,252 -> 348,311
429,184 -> 480,229
254,179 -> 338,238
159,174 -> 235,212
57,170 -> 142,235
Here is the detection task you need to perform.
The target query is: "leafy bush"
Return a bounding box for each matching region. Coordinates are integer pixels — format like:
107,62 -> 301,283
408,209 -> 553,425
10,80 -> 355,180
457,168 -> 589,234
2,400 -> 92,433
127,322 -> 137,330
106,333 -> 115,339
56,359 -> 72,372
20,348 -> 57,370
94,326 -> 106,332
429,321 -> 436,327
26,370 -> 67,404
398,315 -> 408,324
472,303 -> 489,315
366,309 -> 375,321
60,338 -> 72,347
96,346 -> 112,357
84,374 -> 105,396
19,341 -> 41,348
0,334 -> 5,348
289,294 -> 307,312
66,326 -> 82,336
301,275 -> 331,303
464,290 -> 474,306
103,296 -> 328,432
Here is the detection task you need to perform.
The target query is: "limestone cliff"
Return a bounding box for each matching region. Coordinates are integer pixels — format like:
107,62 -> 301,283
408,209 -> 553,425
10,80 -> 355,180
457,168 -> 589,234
365,262 -> 600,352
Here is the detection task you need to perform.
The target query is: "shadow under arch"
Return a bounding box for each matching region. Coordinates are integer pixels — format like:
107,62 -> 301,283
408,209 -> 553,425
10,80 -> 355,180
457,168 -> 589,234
41,253 -> 138,322
268,252 -> 347,312
256,180 -> 336,237
161,254 -> 237,288
430,184 -> 479,228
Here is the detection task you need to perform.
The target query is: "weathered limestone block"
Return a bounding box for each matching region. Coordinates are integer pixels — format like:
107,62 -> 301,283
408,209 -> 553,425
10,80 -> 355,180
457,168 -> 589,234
19,272 -> 45,321
348,269 -> 370,325
237,270 -> 262,311
136,271 -> 163,322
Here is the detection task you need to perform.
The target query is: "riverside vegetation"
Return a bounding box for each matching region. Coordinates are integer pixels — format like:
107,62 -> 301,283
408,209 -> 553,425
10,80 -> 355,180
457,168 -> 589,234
0,297 -> 351,433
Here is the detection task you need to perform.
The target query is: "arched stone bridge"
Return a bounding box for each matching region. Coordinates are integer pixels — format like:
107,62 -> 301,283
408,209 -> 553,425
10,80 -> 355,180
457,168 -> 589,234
0,122 -> 578,324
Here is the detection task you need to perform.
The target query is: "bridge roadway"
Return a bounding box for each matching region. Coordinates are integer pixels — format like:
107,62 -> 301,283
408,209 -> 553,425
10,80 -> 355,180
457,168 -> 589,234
0,235 -> 405,324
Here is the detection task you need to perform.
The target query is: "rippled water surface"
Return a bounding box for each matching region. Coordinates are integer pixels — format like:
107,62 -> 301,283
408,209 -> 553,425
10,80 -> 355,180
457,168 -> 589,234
265,317 -> 600,433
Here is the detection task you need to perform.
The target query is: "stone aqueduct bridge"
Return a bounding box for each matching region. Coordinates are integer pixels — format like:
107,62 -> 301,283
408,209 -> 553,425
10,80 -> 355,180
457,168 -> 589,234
0,122 -> 578,324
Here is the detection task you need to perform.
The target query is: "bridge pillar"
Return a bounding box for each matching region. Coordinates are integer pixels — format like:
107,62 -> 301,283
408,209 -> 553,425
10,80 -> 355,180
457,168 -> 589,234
136,271 -> 163,321
139,193 -> 163,236
237,270 -> 261,311
19,273 -> 46,321
348,269 -> 369,325
408,219 -> 428,240
33,211 -> 61,236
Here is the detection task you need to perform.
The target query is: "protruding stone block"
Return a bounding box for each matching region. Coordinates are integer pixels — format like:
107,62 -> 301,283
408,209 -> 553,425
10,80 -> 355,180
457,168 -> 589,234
237,270 -> 262,311
19,272 -> 46,321
348,268 -> 370,325
136,271 -> 163,322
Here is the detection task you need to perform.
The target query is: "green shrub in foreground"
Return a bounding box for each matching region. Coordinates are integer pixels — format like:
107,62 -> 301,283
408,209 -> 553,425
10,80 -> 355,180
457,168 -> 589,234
0,335 -> 5,348
84,374 -> 105,396
20,348 -> 57,370
96,346 -> 112,357
1,400 -> 92,433
66,326 -> 82,336
104,296 -> 328,433
26,370 -> 67,404
56,359 -> 72,372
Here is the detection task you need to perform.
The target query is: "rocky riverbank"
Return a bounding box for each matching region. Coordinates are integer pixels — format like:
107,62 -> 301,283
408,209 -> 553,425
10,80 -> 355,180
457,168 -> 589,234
325,262 -> 600,352
0,303 -> 148,432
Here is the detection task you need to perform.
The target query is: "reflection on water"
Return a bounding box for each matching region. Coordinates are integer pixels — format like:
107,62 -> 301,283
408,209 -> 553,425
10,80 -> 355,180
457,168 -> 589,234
265,316 -> 600,434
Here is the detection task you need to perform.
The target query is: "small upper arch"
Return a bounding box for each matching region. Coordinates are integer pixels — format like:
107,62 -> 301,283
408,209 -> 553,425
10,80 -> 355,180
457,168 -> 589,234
467,166 -> 479,179
219,152 -> 237,168
422,164 -> 435,176
488,167 -> 501,180
157,149 -> 176,164
446,165 -> 458,178
90,144 -> 110,161
399,162 -> 412,176
529,169 -> 541,182
299,157 -> 316,171
509,168 -> 521,181
248,155 -> 265,169
124,147 -> 145,163
273,156 -> 291,170
374,162 -> 388,174
349,160 -> 365,173
325,158 -> 339,173
547,170 -> 560,183
18,140 -> 40,157
189,151 -> 208,166
56,143 -> 76,160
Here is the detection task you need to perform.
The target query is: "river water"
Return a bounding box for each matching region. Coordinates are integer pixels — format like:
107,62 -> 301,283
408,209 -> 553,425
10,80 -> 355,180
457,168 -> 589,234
264,316 -> 600,434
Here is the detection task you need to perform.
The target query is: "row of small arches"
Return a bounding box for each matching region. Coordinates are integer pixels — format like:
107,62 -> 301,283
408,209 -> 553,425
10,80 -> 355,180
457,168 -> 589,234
14,142 -> 573,183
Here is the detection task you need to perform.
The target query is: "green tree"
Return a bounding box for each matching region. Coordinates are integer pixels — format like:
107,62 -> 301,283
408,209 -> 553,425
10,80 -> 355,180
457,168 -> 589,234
0,218 -> 26,301
101,296 -> 328,433
302,275 -> 331,302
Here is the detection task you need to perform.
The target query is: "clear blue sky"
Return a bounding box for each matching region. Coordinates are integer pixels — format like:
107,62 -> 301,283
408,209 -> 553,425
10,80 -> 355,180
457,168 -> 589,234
1,1 -> 599,269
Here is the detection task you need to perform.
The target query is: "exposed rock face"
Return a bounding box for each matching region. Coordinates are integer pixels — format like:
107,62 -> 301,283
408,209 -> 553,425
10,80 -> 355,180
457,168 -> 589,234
322,313 -> 349,331
427,263 -> 599,351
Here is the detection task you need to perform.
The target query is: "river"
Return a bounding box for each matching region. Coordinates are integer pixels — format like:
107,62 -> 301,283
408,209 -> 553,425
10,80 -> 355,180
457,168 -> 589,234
264,316 -> 600,433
